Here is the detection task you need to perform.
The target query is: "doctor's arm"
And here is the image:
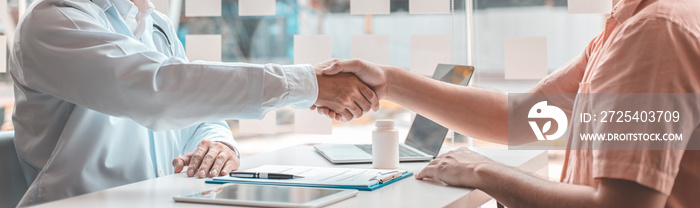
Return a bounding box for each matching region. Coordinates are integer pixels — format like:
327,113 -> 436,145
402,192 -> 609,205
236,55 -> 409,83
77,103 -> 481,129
15,6 -> 375,131
160,20 -> 239,178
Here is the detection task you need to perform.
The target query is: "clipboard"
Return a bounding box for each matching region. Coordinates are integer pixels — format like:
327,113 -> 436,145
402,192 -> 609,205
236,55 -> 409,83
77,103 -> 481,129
206,165 -> 413,191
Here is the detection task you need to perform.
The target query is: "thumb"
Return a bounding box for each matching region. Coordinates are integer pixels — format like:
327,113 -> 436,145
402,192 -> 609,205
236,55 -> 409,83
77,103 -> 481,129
172,157 -> 185,173
172,153 -> 193,173
322,60 -> 363,75
322,63 -> 343,75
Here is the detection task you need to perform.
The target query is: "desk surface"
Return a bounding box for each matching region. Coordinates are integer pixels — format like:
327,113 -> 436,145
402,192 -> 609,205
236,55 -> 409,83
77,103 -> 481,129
34,145 -> 547,208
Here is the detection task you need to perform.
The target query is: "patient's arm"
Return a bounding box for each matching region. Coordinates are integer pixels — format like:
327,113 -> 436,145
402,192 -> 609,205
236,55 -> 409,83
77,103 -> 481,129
320,59 -> 543,144
384,66 -> 511,144
416,147 -> 668,208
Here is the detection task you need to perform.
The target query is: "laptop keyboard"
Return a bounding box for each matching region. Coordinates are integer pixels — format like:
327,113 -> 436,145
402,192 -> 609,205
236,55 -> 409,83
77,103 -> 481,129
355,144 -> 423,157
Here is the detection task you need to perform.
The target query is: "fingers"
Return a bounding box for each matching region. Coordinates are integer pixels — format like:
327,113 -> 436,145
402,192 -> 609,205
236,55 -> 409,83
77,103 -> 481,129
316,107 -> 330,116
346,102 -> 363,120
322,62 -> 347,75
350,78 -> 373,115
355,87 -> 374,113
209,151 -> 231,177
325,102 -> 354,121
324,110 -> 341,121
340,109 -> 355,122
173,158 -> 185,173
428,158 -> 441,166
358,84 -> 380,111
187,142 -> 210,177
336,77 -> 373,120
334,113 -> 342,121
316,107 -> 340,122
221,159 -> 240,176
314,58 -> 341,73
323,59 -> 363,75
417,158 -> 451,181
314,107 -> 343,122
314,68 -> 382,121
315,69 -> 378,121
172,153 -> 192,173
320,84 -> 378,116
186,141 -> 240,178
418,162 -> 452,183
416,164 -> 439,180
197,144 -> 223,178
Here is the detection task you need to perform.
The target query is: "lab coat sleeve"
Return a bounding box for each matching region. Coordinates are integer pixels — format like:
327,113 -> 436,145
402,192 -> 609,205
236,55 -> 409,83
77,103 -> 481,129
179,121 -> 238,156
12,3 -> 318,131
159,15 -> 239,156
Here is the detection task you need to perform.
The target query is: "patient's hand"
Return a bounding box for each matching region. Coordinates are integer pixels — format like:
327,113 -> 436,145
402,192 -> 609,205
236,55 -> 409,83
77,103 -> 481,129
172,140 -> 240,178
312,59 -> 388,121
313,59 -> 379,121
415,147 -> 495,188
322,59 -> 388,100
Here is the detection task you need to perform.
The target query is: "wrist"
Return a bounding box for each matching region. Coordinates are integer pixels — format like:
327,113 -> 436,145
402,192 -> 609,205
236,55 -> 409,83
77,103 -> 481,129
284,64 -> 318,109
313,73 -> 325,105
384,66 -> 401,102
470,161 -> 504,190
217,141 -> 240,159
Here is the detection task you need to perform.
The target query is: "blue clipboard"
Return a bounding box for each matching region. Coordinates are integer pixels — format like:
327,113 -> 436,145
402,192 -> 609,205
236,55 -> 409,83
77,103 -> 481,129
205,172 -> 413,191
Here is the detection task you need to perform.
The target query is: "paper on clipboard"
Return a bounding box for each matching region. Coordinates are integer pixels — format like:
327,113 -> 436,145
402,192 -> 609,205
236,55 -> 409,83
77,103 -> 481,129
211,165 -> 410,188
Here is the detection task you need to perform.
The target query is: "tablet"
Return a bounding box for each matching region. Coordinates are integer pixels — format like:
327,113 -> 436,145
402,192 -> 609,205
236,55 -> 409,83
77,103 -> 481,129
173,184 -> 358,208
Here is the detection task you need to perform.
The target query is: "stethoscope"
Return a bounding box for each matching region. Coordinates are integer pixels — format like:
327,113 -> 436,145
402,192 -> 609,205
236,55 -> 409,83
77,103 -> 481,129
152,24 -> 174,57
88,0 -> 174,56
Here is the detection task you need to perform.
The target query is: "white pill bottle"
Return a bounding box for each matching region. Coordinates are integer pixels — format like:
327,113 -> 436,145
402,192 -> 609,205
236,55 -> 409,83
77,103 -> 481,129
372,119 -> 399,169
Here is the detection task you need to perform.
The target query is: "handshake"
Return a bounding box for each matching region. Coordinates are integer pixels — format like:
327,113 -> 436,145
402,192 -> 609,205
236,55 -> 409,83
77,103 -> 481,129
311,59 -> 390,122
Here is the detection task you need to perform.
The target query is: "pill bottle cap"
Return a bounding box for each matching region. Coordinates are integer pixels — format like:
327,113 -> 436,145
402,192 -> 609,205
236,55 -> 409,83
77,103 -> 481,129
375,119 -> 395,128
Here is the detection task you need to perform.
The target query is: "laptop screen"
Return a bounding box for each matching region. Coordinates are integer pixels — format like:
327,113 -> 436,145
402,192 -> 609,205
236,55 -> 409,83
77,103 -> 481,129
404,64 -> 475,157
404,115 -> 450,157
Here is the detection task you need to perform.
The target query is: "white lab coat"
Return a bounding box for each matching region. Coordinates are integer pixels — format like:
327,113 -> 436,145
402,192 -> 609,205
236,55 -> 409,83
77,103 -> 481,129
10,0 -> 318,206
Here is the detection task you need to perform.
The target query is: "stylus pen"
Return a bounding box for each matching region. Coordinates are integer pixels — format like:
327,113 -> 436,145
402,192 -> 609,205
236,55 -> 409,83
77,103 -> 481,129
230,172 -> 304,179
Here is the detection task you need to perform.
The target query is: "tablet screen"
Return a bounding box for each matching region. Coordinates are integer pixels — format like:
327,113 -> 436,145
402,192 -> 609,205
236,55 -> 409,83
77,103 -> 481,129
174,184 -> 357,207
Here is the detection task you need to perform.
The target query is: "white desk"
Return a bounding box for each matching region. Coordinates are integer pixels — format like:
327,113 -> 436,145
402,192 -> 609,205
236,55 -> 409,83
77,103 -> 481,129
34,145 -> 547,208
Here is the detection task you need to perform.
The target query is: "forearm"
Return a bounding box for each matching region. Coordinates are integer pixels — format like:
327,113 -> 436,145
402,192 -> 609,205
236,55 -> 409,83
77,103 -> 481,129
473,163 -> 599,208
417,147 -> 667,208
384,66 -> 509,143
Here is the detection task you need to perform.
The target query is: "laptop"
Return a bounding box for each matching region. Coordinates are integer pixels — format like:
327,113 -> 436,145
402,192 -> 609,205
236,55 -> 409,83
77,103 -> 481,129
314,64 -> 475,164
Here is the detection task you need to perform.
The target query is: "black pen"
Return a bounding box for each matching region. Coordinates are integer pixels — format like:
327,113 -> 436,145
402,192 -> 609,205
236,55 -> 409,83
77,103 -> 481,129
229,172 -> 304,179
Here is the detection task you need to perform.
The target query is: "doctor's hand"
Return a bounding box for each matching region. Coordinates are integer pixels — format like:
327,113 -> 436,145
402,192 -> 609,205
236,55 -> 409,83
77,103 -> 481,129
312,59 -> 389,121
313,59 -> 379,121
172,140 -> 240,178
415,147 -> 495,188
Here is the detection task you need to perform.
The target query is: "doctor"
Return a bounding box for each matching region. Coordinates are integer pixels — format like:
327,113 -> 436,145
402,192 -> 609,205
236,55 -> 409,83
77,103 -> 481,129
10,0 -> 378,206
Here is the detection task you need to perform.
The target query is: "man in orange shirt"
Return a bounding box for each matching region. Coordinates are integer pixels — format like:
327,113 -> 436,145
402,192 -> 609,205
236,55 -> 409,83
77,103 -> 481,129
315,0 -> 700,206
